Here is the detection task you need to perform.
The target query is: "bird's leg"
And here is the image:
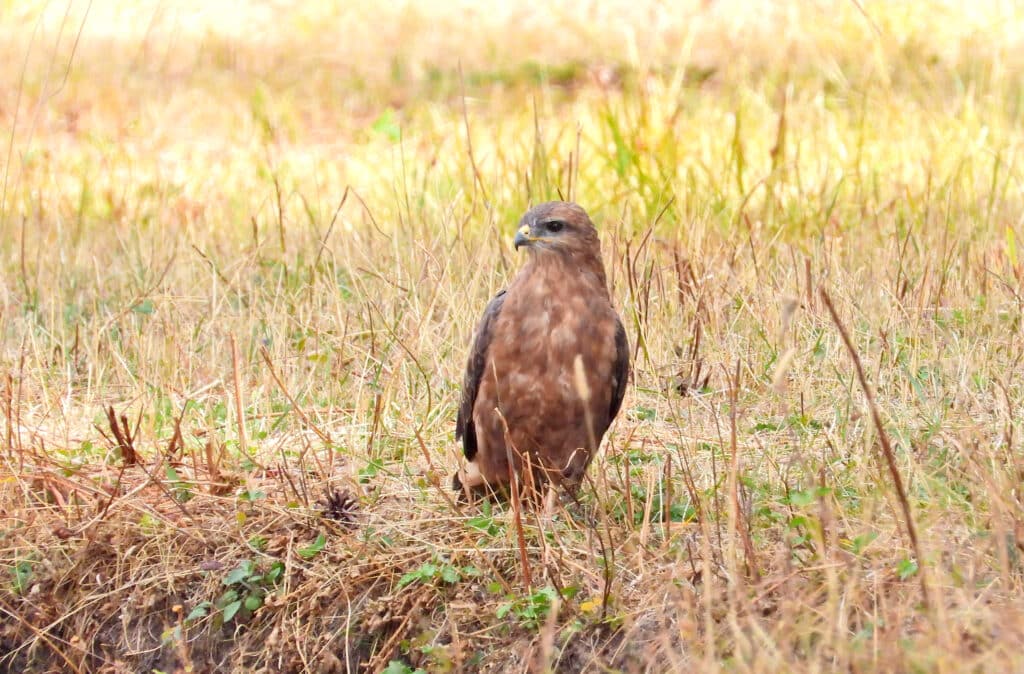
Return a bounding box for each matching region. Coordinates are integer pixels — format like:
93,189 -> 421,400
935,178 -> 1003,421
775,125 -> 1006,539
542,485 -> 558,518
453,459 -> 508,504
457,459 -> 485,488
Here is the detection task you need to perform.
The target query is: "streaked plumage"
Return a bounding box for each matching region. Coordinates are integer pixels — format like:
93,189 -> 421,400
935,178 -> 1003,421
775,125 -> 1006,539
454,201 -> 629,497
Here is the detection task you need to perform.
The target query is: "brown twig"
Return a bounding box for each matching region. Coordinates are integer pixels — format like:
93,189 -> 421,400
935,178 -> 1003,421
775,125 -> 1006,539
414,428 -> 462,513
3,372 -> 12,455
727,360 -> 760,582
273,171 -> 287,255
313,186 -> 350,270
458,62 -> 489,205
101,406 -> 138,465
230,333 -> 249,458
259,346 -> 332,448
163,405 -> 187,462
496,406 -> 532,591
820,287 -> 930,610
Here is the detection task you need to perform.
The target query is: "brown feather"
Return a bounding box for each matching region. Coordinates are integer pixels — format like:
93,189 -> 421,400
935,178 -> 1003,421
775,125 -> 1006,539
455,202 -> 630,496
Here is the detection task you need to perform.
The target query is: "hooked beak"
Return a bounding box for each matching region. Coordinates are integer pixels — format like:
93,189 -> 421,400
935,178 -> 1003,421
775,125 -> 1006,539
513,224 -> 533,251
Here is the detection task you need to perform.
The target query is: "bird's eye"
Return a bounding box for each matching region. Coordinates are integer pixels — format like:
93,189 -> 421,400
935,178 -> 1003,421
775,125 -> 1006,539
546,220 -> 565,233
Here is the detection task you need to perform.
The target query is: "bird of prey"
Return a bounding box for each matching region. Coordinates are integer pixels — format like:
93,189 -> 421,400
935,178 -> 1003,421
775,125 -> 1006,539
454,201 -> 629,498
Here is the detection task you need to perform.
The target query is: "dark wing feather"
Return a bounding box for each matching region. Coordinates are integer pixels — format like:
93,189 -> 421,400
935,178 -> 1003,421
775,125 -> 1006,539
608,317 -> 630,422
456,289 -> 507,460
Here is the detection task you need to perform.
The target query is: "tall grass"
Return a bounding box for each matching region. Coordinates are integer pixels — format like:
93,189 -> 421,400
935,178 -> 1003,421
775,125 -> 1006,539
2,1 -> 1023,671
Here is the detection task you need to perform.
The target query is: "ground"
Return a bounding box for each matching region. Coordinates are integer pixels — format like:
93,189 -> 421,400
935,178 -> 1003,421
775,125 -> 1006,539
2,1 -> 1024,672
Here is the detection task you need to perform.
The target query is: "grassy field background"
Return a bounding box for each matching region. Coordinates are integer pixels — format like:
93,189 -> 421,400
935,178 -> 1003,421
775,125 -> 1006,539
2,1 -> 1024,671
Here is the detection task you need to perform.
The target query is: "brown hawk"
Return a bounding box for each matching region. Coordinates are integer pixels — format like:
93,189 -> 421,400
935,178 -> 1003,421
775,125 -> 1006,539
454,201 -> 630,497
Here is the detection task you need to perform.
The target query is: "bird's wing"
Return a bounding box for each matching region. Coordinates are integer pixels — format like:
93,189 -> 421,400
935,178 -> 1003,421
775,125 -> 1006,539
456,289 -> 507,460
608,317 -> 630,422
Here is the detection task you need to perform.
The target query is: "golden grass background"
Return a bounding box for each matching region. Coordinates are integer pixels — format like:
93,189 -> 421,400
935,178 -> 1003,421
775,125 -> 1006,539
2,1 -> 1024,671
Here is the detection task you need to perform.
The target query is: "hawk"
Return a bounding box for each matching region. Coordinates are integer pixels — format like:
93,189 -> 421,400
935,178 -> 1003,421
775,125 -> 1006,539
454,201 -> 630,498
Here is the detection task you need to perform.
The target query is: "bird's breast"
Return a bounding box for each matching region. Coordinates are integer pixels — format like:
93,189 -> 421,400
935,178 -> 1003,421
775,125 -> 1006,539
496,289 -> 615,402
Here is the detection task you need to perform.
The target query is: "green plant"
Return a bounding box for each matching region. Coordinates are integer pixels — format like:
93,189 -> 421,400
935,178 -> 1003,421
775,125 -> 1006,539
8,560 -> 33,595
298,533 -> 327,559
189,559 -> 285,626
398,556 -> 480,588
496,585 -> 575,630
465,499 -> 503,538
381,661 -> 425,674
164,465 -> 193,502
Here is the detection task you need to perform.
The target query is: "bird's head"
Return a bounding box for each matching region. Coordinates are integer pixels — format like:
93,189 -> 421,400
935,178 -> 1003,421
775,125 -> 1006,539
513,201 -> 600,259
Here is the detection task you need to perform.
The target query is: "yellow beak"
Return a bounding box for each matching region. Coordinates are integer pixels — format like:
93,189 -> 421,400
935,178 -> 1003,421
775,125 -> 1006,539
514,224 -> 533,250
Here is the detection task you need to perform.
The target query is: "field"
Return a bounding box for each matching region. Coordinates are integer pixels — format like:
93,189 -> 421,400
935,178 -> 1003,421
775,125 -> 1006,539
2,1 -> 1024,671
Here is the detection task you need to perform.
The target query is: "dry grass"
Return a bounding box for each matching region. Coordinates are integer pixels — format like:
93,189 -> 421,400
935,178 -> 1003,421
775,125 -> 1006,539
3,1 -> 1024,671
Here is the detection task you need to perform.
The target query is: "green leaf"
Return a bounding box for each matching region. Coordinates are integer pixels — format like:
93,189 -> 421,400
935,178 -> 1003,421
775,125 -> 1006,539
496,602 -> 513,619
11,561 -> 32,594
398,561 -> 436,587
223,560 -> 255,586
186,602 -> 212,622
132,299 -> 154,315
266,561 -> 285,583
371,109 -> 401,142
397,571 -> 421,588
535,586 -> 558,603
559,585 -> 580,600
222,599 -> 243,623
604,112 -> 635,178
440,566 -> 460,584
845,531 -> 879,555
244,593 -> 263,611
897,558 -> 919,580
633,406 -> 657,421
466,515 -> 498,536
359,458 -> 383,483
160,624 -> 182,645
381,661 -> 416,674
669,503 -> 696,522
785,489 -> 816,507
298,533 -> 327,559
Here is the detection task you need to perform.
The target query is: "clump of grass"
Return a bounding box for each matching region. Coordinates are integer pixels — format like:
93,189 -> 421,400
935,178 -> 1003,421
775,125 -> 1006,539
3,1 -> 1024,671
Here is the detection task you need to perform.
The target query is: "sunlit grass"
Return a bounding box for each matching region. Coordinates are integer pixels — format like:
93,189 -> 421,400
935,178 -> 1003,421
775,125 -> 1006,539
2,1 -> 1024,671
